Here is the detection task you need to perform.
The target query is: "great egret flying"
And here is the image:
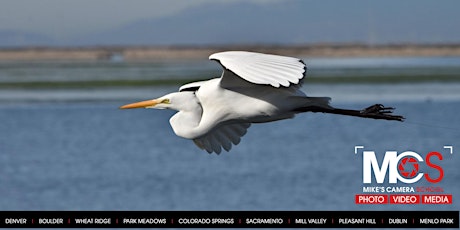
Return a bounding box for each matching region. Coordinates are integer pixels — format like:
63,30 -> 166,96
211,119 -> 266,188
121,51 -> 404,154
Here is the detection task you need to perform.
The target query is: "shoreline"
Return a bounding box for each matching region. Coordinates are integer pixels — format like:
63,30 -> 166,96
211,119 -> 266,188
1,44 -> 460,61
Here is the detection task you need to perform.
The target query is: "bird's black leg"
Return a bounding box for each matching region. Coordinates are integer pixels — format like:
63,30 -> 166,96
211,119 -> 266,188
299,104 -> 405,122
356,104 -> 405,121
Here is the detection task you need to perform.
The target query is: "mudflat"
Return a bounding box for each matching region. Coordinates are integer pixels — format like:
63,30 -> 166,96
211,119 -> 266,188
1,44 -> 460,61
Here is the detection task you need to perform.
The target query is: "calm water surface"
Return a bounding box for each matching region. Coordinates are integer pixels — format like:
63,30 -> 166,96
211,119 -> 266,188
1,56 -> 460,83
0,99 -> 459,211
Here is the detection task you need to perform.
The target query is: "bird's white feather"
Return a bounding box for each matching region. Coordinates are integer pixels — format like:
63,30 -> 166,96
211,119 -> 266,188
193,123 -> 251,154
209,51 -> 306,88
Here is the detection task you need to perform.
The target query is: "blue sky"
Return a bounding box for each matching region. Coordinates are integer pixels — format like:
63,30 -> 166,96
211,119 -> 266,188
0,0 -> 250,39
1,0 -> 460,46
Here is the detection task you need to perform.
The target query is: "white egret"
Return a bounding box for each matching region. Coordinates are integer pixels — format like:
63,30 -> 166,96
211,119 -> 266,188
120,51 -> 404,154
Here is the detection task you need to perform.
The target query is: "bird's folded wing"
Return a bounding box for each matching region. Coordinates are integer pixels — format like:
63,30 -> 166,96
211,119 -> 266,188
193,123 -> 251,154
209,51 -> 306,88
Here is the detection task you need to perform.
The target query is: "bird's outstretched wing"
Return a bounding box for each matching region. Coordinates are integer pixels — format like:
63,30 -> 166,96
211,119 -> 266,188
209,51 -> 306,88
193,123 -> 251,154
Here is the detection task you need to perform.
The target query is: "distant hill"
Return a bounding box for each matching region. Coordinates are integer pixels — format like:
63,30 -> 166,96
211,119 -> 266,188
73,1 -> 370,46
73,2 -> 288,46
73,0 -> 460,46
1,0 -> 459,47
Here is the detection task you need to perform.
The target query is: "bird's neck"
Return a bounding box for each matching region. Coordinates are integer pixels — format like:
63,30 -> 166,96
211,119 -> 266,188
169,107 -> 213,140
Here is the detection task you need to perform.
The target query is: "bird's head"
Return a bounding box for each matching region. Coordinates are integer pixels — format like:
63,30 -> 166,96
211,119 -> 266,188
119,92 -> 199,111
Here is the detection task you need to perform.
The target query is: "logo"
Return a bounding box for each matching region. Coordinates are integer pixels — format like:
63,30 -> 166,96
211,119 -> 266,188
398,156 -> 419,178
354,146 -> 453,205
362,150 -> 443,184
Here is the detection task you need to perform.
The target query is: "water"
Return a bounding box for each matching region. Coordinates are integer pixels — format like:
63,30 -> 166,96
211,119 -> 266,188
0,101 -> 459,211
0,60 -> 215,83
307,56 -> 460,78
0,56 -> 459,212
1,56 -> 460,83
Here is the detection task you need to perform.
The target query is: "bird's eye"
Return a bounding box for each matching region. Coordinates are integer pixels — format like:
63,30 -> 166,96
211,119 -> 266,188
161,99 -> 170,104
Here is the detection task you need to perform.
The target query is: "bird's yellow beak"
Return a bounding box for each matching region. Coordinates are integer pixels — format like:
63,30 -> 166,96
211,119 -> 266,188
119,99 -> 159,109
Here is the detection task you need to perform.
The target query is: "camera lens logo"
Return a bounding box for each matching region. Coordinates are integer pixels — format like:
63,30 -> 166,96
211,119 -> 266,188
398,156 -> 419,178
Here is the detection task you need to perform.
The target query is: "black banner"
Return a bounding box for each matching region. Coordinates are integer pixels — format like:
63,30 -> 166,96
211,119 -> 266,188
0,211 -> 458,228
